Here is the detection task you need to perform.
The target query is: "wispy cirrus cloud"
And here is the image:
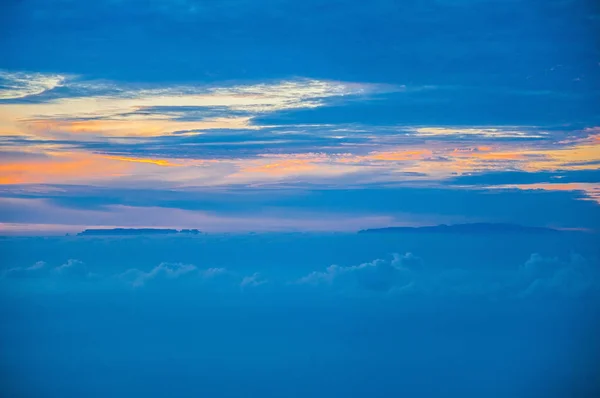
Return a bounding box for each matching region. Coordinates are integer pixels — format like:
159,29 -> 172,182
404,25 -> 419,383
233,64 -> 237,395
1,69 -> 599,229
0,70 -> 67,100
1,126 -> 598,192
0,71 -> 397,138
413,127 -> 548,139
0,151 -> 132,184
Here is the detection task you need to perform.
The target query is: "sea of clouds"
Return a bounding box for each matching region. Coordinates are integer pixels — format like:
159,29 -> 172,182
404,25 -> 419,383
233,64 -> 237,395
1,233 -> 599,397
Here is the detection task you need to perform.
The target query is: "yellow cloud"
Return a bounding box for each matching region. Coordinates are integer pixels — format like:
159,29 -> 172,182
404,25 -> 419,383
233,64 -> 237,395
102,155 -> 182,167
22,116 -> 255,138
1,76 -> 387,139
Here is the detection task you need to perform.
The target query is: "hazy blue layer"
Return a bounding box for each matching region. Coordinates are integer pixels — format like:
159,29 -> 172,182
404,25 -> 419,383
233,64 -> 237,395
1,233 -> 599,397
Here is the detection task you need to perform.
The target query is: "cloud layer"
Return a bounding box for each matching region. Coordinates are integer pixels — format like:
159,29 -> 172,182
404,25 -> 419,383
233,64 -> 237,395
3,250 -> 597,300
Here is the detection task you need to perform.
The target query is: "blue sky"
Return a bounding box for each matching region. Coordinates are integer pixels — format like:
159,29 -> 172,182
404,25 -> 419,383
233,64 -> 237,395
1,3 -> 600,396
0,0 -> 599,232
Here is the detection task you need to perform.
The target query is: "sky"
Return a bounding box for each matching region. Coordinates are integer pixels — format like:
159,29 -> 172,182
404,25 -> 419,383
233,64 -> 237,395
1,3 -> 600,397
0,0 -> 599,233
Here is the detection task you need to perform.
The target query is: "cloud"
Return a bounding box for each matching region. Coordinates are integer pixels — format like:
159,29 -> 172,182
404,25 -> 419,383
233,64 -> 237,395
518,253 -> 597,298
449,170 -> 600,203
0,71 -> 67,100
0,150 -> 52,162
2,244 -> 598,302
119,262 -> 197,287
297,253 -> 421,293
293,251 -> 599,299
0,72 -> 396,140
2,122 -> 597,190
118,263 -> 266,290
53,258 -> 85,274
1,261 -> 47,279
427,252 -> 600,299
0,151 -> 133,185
201,267 -> 230,279
1,258 -> 95,280
1,71 -> 598,202
450,169 -> 600,186
241,272 -> 267,288
413,127 -> 546,139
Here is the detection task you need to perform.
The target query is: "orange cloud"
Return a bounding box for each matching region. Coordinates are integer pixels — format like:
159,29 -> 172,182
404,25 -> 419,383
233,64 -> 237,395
26,117 -> 254,138
236,138 -> 600,183
241,159 -> 320,175
368,150 -> 432,161
0,152 -> 132,184
521,141 -> 600,171
464,152 -> 526,161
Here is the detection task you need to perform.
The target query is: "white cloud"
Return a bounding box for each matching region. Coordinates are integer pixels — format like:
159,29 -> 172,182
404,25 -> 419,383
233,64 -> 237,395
53,258 -> 84,273
208,79 -> 383,113
297,253 -> 421,293
0,71 -> 67,99
201,267 -> 229,278
52,259 -> 98,280
414,127 -> 545,138
240,272 -> 267,288
1,258 -> 96,280
518,253 -> 596,298
120,262 -> 197,287
3,250 -> 597,300
117,263 -> 265,290
1,261 -> 47,278
1,73 -> 398,138
295,251 -> 599,298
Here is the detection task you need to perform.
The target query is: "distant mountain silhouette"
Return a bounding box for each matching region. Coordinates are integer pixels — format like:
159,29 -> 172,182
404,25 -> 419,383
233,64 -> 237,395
358,223 -> 564,235
78,228 -> 200,236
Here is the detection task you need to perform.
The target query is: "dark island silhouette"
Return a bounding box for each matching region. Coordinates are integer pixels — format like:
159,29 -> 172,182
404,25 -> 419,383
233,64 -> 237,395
358,223 -> 566,235
78,228 -> 200,236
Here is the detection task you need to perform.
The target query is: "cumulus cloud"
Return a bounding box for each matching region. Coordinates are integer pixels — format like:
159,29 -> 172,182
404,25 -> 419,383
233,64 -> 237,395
297,253 -> 422,293
119,262 -> 198,287
1,258 -> 96,281
241,272 -> 267,288
294,251 -> 599,299
53,259 -> 85,274
518,253 -> 597,298
1,261 -> 47,278
2,250 -> 597,300
117,263 -> 266,290
51,259 -> 100,280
